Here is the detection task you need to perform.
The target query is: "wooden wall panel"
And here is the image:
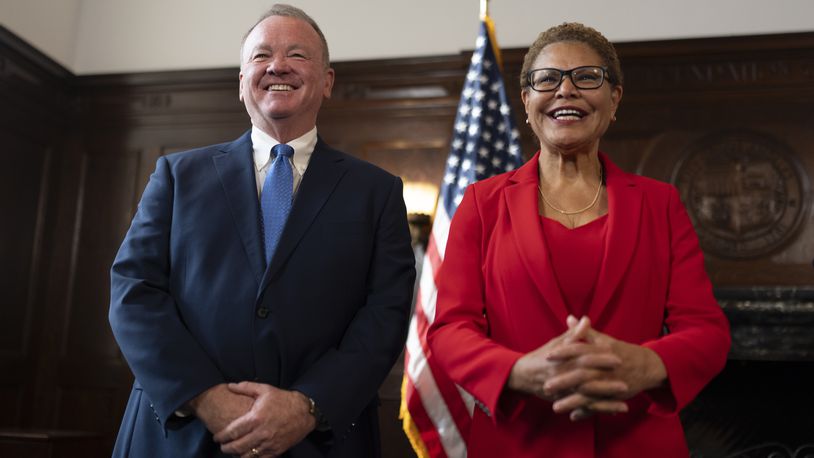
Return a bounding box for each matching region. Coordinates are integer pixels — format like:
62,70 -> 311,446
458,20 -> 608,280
62,150 -> 140,360
0,385 -> 23,428
0,133 -> 46,359
0,136 -> 48,430
0,26 -> 76,437
603,35 -> 814,286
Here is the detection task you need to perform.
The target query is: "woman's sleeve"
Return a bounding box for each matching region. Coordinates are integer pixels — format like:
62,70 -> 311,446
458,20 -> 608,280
427,186 -> 524,423
642,185 -> 731,414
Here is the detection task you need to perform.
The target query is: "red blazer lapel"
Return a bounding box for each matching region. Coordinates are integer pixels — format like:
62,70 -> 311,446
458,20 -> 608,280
590,153 -> 643,323
504,153 -> 570,323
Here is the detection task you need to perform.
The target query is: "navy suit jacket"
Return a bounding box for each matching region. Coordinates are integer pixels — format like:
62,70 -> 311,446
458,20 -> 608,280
109,131 -> 416,457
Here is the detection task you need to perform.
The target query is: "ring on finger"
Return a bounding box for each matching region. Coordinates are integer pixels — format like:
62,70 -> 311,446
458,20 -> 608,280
251,447 -> 260,457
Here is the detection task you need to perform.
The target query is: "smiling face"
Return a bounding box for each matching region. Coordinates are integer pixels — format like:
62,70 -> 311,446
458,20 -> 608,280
521,41 -> 622,155
239,15 -> 335,141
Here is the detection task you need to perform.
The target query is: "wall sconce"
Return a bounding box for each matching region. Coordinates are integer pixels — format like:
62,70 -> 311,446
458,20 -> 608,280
403,181 -> 438,248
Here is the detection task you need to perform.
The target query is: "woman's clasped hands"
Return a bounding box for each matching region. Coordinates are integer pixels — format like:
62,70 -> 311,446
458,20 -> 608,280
507,315 -> 667,421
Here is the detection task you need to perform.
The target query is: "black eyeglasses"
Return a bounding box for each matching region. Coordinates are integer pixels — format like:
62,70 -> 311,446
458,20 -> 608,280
526,66 -> 611,92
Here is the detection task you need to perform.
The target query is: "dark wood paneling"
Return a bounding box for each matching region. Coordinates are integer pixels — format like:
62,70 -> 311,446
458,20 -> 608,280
63,150 -> 139,360
0,383 -> 24,428
0,26 -> 76,436
606,34 -> 814,287
0,132 -> 46,358
2,23 -> 814,457
681,360 -> 814,455
0,430 -> 106,457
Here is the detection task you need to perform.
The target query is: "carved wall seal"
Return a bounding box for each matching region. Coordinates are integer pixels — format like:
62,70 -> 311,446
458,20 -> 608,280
672,131 -> 809,259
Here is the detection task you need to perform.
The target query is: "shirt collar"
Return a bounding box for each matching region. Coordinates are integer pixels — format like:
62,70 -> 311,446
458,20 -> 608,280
251,125 -> 318,175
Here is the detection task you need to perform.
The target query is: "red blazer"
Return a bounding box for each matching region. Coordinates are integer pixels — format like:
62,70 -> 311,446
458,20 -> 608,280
427,152 -> 730,458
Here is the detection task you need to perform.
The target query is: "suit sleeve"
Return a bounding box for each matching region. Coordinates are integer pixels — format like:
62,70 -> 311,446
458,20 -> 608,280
290,176 -> 416,436
109,156 -> 225,431
643,186 -> 731,414
427,186 -> 525,423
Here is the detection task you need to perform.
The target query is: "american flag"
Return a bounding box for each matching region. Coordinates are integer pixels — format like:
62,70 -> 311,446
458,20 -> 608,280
400,16 -> 523,458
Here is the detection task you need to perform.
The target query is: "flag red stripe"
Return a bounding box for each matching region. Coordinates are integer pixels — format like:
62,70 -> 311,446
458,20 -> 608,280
424,235 -> 443,284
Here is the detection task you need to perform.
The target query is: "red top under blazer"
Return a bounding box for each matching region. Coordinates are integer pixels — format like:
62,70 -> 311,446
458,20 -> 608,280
427,151 -> 731,458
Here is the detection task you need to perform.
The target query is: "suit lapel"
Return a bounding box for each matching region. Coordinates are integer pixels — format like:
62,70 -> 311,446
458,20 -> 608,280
212,131 -> 266,287
259,139 -> 347,295
505,153 -> 570,322
590,153 -> 642,323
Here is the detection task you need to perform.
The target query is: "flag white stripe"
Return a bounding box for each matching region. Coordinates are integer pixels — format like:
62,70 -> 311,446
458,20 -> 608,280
432,205 -> 451,260
418,256 -> 439,326
420,204 -> 450,326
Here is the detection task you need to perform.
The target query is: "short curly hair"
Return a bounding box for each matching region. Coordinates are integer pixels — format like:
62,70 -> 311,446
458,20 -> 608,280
520,22 -> 623,91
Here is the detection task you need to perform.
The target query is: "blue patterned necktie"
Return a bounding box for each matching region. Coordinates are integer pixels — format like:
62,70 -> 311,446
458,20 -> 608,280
261,143 -> 295,265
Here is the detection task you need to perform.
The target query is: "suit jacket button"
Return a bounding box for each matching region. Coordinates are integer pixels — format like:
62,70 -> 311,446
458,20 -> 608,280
256,306 -> 269,319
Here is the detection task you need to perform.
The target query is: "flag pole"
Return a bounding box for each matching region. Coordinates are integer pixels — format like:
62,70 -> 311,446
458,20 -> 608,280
479,0 -> 503,69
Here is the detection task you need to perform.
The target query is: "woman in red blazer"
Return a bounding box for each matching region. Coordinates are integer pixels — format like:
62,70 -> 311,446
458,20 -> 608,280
427,23 -> 730,457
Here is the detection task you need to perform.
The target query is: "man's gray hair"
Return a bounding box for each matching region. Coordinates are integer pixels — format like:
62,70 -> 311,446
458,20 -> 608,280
241,4 -> 330,67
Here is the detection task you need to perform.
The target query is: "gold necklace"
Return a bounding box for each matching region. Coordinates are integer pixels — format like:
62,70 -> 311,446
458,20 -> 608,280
537,164 -> 603,216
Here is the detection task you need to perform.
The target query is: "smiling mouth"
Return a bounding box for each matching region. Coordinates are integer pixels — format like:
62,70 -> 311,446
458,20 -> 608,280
267,84 -> 294,91
548,108 -> 587,120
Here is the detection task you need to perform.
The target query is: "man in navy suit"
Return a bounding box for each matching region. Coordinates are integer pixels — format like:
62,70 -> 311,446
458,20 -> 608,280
108,4 -> 416,457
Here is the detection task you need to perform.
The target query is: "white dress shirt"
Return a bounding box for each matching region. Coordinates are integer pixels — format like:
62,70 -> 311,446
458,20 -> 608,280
251,126 -> 317,197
